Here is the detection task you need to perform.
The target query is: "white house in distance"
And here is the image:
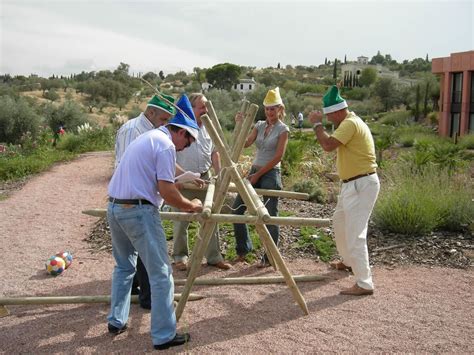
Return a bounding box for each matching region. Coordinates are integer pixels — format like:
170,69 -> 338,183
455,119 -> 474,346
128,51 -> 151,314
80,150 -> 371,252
232,78 -> 257,94
201,78 -> 257,93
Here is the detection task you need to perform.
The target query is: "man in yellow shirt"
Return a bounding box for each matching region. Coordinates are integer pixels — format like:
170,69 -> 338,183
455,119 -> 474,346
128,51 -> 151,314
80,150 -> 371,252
309,85 -> 380,296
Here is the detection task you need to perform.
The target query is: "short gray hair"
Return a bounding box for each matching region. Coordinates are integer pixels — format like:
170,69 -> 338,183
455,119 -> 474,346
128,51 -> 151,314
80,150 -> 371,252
188,93 -> 208,108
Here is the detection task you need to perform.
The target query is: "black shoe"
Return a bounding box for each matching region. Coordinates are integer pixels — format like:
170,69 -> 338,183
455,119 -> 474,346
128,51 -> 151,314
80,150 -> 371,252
108,323 -> 128,335
140,303 -> 151,310
154,333 -> 190,350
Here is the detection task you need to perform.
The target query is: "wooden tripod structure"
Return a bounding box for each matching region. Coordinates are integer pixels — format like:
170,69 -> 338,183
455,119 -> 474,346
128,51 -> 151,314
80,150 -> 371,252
82,99 -> 331,321
174,99 -> 329,320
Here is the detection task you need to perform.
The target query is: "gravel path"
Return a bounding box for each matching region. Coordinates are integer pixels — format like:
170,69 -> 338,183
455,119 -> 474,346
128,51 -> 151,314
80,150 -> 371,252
0,151 -> 472,353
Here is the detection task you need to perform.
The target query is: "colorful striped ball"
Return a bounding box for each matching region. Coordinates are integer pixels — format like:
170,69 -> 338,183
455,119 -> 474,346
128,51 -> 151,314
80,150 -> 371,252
45,256 -> 66,276
56,251 -> 73,269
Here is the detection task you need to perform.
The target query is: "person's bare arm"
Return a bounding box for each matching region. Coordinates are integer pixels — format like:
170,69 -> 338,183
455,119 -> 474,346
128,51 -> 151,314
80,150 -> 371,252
158,180 -> 202,212
308,111 -> 342,152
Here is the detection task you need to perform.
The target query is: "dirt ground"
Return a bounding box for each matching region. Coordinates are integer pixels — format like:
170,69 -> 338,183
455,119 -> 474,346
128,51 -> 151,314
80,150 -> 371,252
0,151 -> 472,354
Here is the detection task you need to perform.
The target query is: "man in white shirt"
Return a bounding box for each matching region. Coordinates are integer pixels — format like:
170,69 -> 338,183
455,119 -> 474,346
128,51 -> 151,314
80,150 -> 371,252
172,93 -> 231,271
107,107 -> 202,349
114,94 -> 176,310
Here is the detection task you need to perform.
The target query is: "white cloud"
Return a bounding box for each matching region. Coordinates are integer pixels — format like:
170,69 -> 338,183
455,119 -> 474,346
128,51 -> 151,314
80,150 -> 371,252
1,2 -> 221,76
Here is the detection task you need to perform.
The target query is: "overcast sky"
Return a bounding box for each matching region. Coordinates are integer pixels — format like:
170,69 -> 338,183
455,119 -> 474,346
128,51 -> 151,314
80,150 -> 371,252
1,0 -> 473,77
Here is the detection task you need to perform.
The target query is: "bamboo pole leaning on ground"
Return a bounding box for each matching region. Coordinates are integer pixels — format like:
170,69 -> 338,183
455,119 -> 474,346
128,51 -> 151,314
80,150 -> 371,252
0,293 -> 204,318
174,274 -> 329,286
175,104 -> 260,321
0,293 -> 203,305
201,114 -> 309,315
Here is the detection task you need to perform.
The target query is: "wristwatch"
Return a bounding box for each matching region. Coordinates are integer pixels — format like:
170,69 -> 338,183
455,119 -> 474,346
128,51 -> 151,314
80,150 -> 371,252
313,122 -> 323,129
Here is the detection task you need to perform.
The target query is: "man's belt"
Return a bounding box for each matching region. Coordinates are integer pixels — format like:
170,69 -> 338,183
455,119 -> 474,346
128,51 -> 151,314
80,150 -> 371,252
108,197 -> 152,205
342,172 -> 376,183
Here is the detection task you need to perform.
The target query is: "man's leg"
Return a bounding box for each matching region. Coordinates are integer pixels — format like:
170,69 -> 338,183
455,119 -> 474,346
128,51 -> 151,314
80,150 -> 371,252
127,206 -> 177,346
333,190 -> 351,265
107,203 -> 137,329
232,193 -> 252,256
342,176 -> 380,290
171,216 -> 190,264
136,256 -> 151,309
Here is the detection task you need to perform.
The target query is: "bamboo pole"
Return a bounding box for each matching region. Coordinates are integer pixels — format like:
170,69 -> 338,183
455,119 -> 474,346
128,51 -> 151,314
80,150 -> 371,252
202,178 -> 215,219
176,107 -> 260,321
82,209 -> 331,227
255,224 -> 309,315
174,274 -> 328,286
202,114 -> 309,315
232,100 -> 249,147
0,293 -> 203,305
176,115 -> 263,321
181,182 -> 310,201
232,104 -> 258,161
205,100 -> 229,153
243,179 -> 271,223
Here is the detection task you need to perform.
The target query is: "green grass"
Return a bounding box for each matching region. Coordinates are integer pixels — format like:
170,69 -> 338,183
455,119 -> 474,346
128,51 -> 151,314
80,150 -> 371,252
0,146 -> 75,181
1,126 -> 115,182
293,226 -> 336,261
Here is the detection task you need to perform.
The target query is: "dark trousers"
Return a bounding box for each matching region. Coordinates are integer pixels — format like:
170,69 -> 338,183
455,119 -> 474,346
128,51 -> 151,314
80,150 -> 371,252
132,256 -> 151,308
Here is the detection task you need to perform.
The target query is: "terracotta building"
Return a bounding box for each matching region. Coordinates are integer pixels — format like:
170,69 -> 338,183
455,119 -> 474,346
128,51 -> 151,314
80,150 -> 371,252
432,50 -> 474,137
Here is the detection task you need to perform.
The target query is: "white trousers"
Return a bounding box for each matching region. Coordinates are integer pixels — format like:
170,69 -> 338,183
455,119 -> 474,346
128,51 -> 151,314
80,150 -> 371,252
333,174 -> 380,290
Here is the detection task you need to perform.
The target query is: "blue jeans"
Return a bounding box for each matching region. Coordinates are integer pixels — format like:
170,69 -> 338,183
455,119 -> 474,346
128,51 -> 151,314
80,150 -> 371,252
232,167 -> 282,257
107,202 -> 176,346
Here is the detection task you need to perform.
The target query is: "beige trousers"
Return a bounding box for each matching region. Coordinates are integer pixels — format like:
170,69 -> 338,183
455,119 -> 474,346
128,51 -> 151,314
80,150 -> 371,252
333,174 -> 380,290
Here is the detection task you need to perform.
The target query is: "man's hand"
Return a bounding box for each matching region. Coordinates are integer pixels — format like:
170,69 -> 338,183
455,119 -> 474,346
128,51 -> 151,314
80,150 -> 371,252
247,173 -> 259,186
308,110 -> 324,124
184,198 -> 203,213
235,111 -> 244,123
190,177 -> 206,189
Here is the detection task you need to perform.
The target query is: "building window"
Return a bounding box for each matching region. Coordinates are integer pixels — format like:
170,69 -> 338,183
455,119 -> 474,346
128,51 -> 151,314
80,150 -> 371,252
240,84 -> 243,90
470,72 -> 474,133
249,84 -> 252,90
450,113 -> 460,137
451,72 -> 463,104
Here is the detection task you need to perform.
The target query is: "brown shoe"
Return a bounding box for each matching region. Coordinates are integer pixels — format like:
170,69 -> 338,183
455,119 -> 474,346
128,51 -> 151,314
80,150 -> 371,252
209,261 -> 232,270
175,261 -> 187,271
256,260 -> 271,268
233,255 -> 246,263
330,261 -> 352,272
340,284 -> 374,296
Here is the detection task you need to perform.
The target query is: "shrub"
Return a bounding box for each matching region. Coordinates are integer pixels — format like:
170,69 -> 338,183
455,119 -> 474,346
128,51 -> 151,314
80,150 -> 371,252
0,95 -> 42,144
44,100 -> 88,134
292,178 -> 326,203
459,134 -> 474,150
43,89 -> 60,102
57,126 -> 115,153
373,165 -> 473,235
282,139 -> 305,175
379,111 -> 411,126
